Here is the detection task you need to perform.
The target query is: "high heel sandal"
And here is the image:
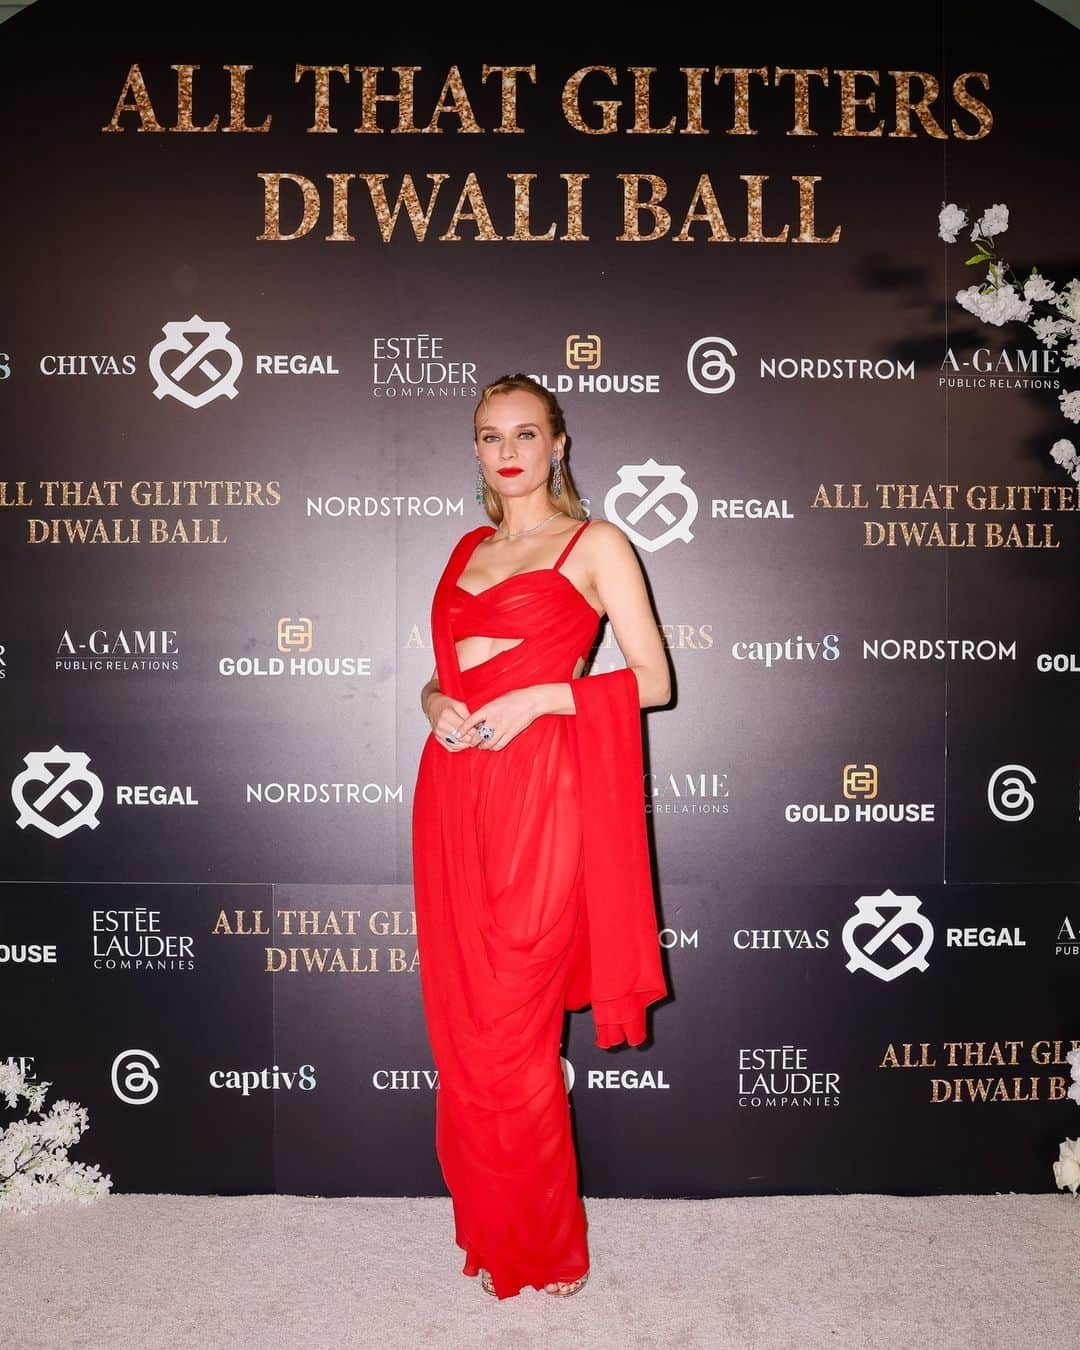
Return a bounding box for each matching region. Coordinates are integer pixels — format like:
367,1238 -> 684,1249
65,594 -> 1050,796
544,1270 -> 589,1297
479,1268 -> 497,1298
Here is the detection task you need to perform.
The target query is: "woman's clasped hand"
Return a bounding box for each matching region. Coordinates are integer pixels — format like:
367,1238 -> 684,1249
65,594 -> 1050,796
427,687 -> 543,753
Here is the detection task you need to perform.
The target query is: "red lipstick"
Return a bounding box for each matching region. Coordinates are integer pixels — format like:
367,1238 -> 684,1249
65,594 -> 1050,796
496,467 -> 524,477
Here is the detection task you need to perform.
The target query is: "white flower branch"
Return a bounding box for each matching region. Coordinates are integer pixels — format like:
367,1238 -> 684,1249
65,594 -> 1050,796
938,200 -> 1080,482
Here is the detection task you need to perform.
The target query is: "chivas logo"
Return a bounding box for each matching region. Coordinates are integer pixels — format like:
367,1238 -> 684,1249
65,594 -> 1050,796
149,315 -> 243,408
841,888 -> 934,982
12,745 -> 103,838
603,459 -> 698,552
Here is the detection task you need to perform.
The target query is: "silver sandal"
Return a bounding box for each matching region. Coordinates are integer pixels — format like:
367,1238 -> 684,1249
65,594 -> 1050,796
544,1270 -> 589,1297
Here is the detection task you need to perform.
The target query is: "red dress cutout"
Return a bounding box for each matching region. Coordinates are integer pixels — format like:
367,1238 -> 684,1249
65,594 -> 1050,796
412,518 -> 667,1300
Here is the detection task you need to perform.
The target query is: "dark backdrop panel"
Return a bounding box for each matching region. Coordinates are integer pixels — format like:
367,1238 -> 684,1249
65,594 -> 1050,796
1,1 -> 1077,1197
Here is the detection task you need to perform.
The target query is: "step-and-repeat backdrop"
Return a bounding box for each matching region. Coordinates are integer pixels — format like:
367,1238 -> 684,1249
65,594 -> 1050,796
2,4 -> 1077,1197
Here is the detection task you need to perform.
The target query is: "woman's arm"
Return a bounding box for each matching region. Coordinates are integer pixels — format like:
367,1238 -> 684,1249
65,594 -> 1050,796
530,520 -> 672,714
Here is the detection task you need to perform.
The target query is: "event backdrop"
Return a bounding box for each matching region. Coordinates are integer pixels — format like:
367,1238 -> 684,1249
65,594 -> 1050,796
1,2 -> 1078,1199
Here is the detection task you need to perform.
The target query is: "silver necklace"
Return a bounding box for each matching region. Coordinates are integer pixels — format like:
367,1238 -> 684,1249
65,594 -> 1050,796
498,509 -> 565,540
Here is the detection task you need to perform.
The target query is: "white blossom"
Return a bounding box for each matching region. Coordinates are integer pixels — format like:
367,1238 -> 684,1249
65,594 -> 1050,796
938,202 -> 968,243
973,202 -> 1009,239
1055,1138 -> 1080,1194
1031,315 -> 1071,348
1057,278 -> 1080,324
955,281 -> 1032,326
1050,439 -> 1078,468
1060,389 -> 1080,423
0,1064 -> 111,1215
1024,271 -> 1056,303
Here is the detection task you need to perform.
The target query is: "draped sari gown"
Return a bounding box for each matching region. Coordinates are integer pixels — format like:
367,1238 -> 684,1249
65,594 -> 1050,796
411,517 -> 668,1300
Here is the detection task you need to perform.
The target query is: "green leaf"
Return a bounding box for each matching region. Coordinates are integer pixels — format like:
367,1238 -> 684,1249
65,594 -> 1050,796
964,251 -> 991,264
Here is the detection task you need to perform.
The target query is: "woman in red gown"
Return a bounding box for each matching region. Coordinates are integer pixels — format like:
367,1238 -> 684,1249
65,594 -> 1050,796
411,373 -> 669,1300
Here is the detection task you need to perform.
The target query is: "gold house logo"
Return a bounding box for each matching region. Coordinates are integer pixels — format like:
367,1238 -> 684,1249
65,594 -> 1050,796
842,763 -> 878,799
565,334 -> 601,370
276,617 -> 313,653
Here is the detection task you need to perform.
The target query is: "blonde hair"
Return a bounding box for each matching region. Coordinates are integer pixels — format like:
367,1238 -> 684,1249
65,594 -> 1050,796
473,372 -> 586,523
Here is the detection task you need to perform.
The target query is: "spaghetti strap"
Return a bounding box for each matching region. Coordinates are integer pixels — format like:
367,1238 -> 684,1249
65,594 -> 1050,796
553,519 -> 590,572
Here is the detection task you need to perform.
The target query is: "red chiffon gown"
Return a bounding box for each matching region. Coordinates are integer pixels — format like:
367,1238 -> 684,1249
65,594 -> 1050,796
411,517 -> 667,1300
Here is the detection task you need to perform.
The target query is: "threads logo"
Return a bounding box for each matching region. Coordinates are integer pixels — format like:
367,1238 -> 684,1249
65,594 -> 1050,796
987,763 -> 1036,821
687,335 -> 736,394
111,1049 -> 160,1105
842,888 -> 934,982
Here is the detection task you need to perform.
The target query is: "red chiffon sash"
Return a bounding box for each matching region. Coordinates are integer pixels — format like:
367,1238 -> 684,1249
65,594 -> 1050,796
566,665 -> 668,1047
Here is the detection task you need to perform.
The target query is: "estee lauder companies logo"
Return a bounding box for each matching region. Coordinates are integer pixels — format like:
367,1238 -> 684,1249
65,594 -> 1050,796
91,908 -> 196,972
737,1045 -> 840,1109
218,616 -> 371,678
785,763 -> 935,825
371,333 -> 477,398
212,907 -> 417,974
880,1037 -> 1080,1103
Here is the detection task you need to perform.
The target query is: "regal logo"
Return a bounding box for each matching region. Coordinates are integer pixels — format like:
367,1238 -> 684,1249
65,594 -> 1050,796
841,888 -> 934,982
149,315 -> 243,408
12,745 -> 103,838
603,459 -> 698,552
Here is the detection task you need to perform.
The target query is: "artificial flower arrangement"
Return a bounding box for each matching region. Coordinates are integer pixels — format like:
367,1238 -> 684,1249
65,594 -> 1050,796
0,1061 -> 111,1215
940,203 -> 1080,1196
1052,1047 -> 1080,1196
938,200 -> 1080,482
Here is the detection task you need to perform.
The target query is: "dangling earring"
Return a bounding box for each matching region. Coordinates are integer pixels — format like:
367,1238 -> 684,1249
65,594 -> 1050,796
475,459 -> 486,504
550,452 -> 563,497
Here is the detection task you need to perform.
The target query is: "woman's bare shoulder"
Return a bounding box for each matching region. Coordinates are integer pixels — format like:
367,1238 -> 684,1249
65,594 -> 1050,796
584,516 -> 635,558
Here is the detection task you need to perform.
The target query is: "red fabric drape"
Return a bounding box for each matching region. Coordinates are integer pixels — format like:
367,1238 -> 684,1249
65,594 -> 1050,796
565,665 -> 668,1047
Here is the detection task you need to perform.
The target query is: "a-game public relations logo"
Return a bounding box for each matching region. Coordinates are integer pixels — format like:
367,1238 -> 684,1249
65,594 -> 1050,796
55,627 -> 180,674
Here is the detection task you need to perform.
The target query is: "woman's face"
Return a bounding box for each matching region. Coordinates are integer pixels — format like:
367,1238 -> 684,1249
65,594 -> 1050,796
474,389 -> 564,501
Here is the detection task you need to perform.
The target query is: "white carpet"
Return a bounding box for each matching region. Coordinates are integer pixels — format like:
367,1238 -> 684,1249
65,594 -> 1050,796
1,1193 -> 1074,1350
